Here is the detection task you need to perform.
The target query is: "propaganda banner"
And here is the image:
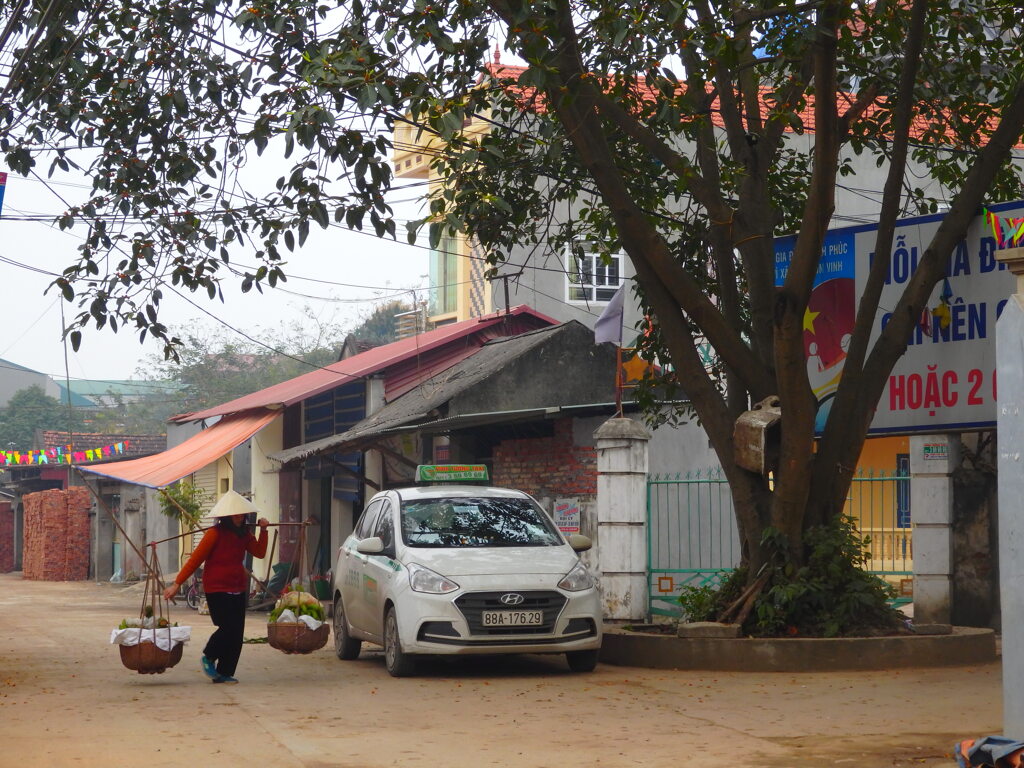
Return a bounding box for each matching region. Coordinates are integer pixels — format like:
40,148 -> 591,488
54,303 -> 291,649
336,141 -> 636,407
774,200 -> 1023,434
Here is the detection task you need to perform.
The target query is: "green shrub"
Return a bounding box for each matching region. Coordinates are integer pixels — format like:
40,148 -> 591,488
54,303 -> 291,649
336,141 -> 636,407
159,481 -> 211,530
677,569 -> 746,623
751,516 -> 902,637
676,584 -> 718,622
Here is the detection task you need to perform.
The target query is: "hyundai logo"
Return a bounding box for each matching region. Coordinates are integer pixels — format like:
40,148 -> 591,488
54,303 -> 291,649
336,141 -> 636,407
499,593 -> 525,606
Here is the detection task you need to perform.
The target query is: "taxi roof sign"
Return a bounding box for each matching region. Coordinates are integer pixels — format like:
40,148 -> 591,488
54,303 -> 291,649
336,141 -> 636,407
415,464 -> 490,483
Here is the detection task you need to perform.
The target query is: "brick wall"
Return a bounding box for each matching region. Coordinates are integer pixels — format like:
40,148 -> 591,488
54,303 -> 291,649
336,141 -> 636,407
23,488 -> 91,580
0,501 -> 13,573
493,418 -> 597,499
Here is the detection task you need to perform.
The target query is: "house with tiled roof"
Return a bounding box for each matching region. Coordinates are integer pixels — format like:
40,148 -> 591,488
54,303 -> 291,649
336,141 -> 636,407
1,428 -> 167,578
76,307 -> 560,583
392,55 -> 968,337
390,44 -> 1024,625
0,358 -> 63,409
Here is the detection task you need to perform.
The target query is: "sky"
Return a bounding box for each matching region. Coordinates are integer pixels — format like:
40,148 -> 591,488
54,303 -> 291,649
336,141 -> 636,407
0,164 -> 431,383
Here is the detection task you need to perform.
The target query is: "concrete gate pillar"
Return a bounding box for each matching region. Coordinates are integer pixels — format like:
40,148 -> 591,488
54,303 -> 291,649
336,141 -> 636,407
910,433 -> 960,628
996,246 -> 1024,735
594,417 -> 650,621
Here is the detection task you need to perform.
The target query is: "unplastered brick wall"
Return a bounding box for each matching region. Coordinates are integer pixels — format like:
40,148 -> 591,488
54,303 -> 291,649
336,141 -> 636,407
493,418 -> 597,499
0,501 -> 13,573
23,488 -> 91,580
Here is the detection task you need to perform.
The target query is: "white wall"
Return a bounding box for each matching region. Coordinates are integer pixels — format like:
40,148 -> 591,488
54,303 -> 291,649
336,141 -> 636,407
249,415 -> 283,578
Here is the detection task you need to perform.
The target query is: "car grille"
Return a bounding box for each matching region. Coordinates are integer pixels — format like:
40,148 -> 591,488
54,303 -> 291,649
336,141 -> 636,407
454,590 -> 567,636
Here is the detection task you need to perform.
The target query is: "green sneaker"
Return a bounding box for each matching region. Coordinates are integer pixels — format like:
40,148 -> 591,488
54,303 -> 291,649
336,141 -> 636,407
200,655 -> 218,680
212,674 -> 238,684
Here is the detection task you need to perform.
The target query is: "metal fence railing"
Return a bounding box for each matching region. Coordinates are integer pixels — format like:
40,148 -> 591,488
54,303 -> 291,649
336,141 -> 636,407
647,470 -> 739,618
646,468 -> 913,618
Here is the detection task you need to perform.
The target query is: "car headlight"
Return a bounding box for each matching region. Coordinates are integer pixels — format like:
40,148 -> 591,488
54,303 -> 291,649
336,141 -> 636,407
558,561 -> 594,592
407,562 -> 460,594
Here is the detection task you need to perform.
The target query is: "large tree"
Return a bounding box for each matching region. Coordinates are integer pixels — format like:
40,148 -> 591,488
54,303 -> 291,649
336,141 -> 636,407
138,312 -> 350,414
3,0 -> 1023,629
0,385 -> 82,449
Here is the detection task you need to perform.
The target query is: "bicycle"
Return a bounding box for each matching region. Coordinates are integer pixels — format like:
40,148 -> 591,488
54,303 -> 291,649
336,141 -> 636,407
181,568 -> 204,611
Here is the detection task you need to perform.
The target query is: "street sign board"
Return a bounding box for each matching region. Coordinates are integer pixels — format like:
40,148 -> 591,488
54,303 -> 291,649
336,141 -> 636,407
775,200 -> 1023,434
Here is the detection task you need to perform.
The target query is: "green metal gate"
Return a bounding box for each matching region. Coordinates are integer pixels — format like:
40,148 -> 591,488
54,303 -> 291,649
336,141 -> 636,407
647,471 -> 739,618
646,469 -> 913,618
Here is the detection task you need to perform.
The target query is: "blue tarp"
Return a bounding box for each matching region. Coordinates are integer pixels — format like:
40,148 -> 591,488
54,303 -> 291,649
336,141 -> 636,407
956,736 -> 1024,768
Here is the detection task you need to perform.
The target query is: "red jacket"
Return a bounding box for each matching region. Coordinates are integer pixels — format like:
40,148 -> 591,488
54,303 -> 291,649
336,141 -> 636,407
175,525 -> 268,593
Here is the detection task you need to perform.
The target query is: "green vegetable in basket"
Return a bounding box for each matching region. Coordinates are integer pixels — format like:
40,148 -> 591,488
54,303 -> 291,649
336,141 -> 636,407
268,600 -> 325,623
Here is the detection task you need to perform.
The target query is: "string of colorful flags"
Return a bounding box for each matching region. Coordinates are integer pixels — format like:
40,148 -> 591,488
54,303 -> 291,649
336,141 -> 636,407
0,440 -> 130,466
985,206 -> 1024,249
921,206 -> 1024,338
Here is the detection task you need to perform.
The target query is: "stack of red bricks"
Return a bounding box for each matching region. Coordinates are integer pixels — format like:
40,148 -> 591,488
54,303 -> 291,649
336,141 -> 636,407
493,418 -> 598,499
23,488 -> 91,580
0,501 -> 13,573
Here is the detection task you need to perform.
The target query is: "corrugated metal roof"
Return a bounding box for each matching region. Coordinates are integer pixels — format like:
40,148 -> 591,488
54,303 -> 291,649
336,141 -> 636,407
76,410 -> 278,488
270,324 -> 577,464
170,306 -> 556,423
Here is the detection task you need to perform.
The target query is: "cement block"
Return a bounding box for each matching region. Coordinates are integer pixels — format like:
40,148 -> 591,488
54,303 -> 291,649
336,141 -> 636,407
599,572 -> 647,621
595,523 -> 646,573
597,442 -> 650,474
677,622 -> 742,638
913,574 -> 951,624
912,526 -> 952,574
910,477 -> 953,525
596,474 -> 647,523
910,434 -> 960,475
912,623 -> 953,635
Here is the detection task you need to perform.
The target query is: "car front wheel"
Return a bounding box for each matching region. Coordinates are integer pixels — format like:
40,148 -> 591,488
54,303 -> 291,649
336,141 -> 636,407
333,596 -> 362,660
566,649 -> 599,673
383,606 -> 415,677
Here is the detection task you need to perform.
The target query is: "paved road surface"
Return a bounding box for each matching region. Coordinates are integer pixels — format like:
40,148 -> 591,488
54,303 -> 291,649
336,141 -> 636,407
0,573 -> 1002,767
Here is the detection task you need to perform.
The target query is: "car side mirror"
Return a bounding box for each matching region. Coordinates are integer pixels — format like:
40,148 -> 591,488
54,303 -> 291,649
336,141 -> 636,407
356,536 -> 385,555
567,534 -> 592,552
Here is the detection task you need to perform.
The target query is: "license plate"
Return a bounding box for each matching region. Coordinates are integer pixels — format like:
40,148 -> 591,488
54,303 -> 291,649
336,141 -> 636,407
481,610 -> 543,627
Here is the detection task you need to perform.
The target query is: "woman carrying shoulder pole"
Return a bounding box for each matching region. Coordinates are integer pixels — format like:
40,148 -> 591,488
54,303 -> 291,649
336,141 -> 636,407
163,490 -> 269,684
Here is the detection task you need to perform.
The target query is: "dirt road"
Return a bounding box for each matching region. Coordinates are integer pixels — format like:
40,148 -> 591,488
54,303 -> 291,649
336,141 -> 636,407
0,572 -> 1001,768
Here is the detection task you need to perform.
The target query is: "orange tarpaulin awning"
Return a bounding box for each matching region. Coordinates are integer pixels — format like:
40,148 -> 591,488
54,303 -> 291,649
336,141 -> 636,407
77,410 -> 278,489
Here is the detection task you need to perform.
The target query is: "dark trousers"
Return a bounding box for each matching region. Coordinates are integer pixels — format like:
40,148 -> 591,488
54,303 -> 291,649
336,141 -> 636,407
203,592 -> 247,676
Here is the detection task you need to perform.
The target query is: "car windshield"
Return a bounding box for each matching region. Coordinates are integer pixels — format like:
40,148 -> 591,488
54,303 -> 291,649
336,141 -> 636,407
400,497 -> 563,548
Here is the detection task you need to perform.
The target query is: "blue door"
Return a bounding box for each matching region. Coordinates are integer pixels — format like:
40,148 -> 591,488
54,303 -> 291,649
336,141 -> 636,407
896,453 -> 911,529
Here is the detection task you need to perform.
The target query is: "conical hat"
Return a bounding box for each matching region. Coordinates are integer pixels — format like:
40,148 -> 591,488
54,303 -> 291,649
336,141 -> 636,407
208,490 -> 260,518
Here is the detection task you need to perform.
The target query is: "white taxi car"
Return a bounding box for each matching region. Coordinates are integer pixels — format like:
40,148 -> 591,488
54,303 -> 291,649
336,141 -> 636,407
331,473 -> 602,677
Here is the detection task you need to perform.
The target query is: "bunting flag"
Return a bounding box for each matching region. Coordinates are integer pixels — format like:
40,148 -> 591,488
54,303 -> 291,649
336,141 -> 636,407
0,440 -> 130,467
0,171 -> 6,217
984,207 -> 1024,249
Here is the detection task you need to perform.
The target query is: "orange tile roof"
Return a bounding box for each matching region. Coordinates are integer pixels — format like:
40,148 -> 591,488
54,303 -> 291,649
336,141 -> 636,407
479,61 -> 1008,146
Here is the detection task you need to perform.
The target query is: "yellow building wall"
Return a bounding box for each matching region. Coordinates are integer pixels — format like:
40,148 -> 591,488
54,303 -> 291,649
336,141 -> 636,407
174,418 -> 283,580
848,436 -> 913,572
393,116 -> 493,323
249,415 -> 283,580
858,435 -> 909,472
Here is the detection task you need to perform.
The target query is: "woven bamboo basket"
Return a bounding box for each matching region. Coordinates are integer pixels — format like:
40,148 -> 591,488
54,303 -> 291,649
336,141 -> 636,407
119,640 -> 184,674
267,621 -> 329,654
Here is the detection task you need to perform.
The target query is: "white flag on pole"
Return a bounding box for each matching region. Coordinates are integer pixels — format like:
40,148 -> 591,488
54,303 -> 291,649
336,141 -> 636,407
593,285 -> 625,345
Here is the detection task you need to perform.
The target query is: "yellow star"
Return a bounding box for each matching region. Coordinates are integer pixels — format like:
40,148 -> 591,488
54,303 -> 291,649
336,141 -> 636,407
622,352 -> 652,384
803,307 -> 820,333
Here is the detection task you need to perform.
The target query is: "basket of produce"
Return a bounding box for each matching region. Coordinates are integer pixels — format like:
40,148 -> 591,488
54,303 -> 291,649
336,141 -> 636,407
118,633 -> 186,674
112,612 -> 192,674
110,546 -> 190,674
267,588 -> 329,654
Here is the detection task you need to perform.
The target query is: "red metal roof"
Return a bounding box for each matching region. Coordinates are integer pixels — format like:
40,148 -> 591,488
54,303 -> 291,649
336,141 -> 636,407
170,306 -> 557,423
77,410 -> 278,488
